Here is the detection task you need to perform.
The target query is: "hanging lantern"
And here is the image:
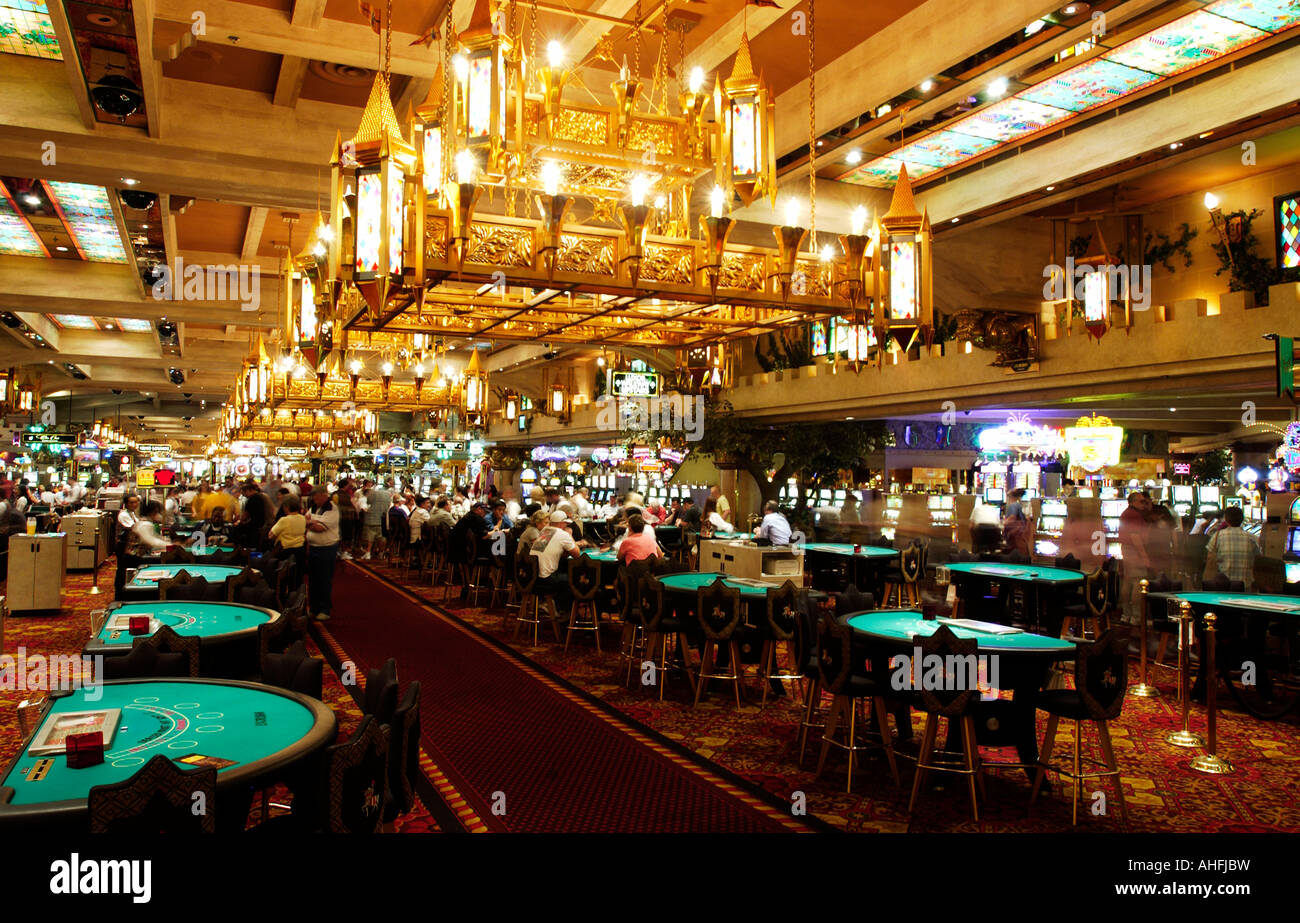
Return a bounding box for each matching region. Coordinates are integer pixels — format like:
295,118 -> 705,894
462,348 -> 487,415
451,0 -> 519,177
714,32 -> 776,207
1072,257 -> 1130,340
872,164 -> 933,351
503,391 -> 519,422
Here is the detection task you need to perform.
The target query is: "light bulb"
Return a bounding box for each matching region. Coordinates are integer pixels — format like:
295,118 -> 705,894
596,354 -> 606,368
311,241 -> 326,257
316,223 -> 334,242
542,160 -> 561,197
784,197 -> 800,228
1203,192 -> 1220,210
452,53 -> 469,81
710,185 -> 725,219
820,244 -> 836,262
456,150 -> 477,185
851,205 -> 867,236
630,174 -> 651,208
689,66 -> 704,95
381,361 -> 394,376
414,363 -> 425,378
920,78 -> 934,93
547,40 -> 564,69
846,149 -> 862,165
987,77 -> 1008,98
348,359 -> 362,375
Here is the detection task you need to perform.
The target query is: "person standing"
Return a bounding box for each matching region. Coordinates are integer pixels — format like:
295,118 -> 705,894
232,480 -> 273,549
708,485 -> 731,525
113,493 -> 142,597
305,486 -> 340,621
1118,491 -> 1153,622
1204,505 -> 1259,589
269,493 -> 308,581
1001,488 -> 1031,558
359,479 -> 390,560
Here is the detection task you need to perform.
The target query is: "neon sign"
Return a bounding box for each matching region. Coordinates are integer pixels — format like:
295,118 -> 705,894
977,413 -> 1064,460
1064,413 -> 1124,473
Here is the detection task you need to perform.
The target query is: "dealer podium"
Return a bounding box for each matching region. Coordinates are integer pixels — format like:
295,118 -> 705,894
698,539 -> 803,585
7,533 -> 66,613
62,510 -> 111,571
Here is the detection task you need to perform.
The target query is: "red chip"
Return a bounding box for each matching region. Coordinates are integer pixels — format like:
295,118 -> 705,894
128,616 -> 150,634
66,731 -> 105,768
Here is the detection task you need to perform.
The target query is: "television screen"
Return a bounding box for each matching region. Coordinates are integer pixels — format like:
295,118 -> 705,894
73,447 -> 100,465
1172,485 -> 1194,502
984,488 -> 1005,503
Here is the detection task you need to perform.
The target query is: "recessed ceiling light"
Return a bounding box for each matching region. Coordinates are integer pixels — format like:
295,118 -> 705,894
105,323 -> 115,329
815,139 -> 823,148
845,416 -> 854,420
1064,4 -> 1078,14
141,223 -> 149,228
55,245 -> 69,252
1198,130 -> 1213,139
22,194 -> 40,206
1045,185 -> 1055,191
121,177 -> 139,185
919,79 -> 934,93
1169,142 -> 1182,150
987,77 -> 1008,98
876,103 -> 892,117
951,217 -> 960,223
846,149 -> 862,165
1169,407 -> 1176,412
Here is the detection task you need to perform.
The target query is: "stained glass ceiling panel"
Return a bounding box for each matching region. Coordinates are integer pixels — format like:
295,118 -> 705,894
0,0 -> 61,59
0,184 -> 46,257
49,314 -> 99,330
1101,10 -> 1265,76
954,97 -> 1074,141
1017,58 -> 1160,112
46,181 -> 127,263
896,130 -> 1002,167
1204,0 -> 1300,32
842,157 -> 942,187
116,318 -> 154,333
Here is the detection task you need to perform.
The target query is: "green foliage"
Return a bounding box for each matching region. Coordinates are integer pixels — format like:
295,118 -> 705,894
1143,222 -> 1197,273
754,330 -> 812,371
694,396 -> 892,503
1209,208 -> 1292,305
932,311 -> 958,346
1189,449 -> 1231,485
1068,234 -> 1092,260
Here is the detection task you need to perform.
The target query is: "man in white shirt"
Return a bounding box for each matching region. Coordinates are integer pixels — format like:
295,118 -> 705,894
756,500 -> 792,545
408,496 -> 432,544
502,487 -> 522,524
573,487 -> 593,519
530,510 -> 585,610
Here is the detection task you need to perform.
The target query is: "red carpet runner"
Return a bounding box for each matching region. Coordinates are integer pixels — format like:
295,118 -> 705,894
318,563 -> 821,833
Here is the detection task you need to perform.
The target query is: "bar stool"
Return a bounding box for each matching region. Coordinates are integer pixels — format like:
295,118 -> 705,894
462,531 -> 493,607
814,612 -> 900,793
693,578 -> 744,708
639,574 -> 696,701
882,542 -> 925,608
908,625 -> 984,822
615,561 -> 653,687
758,580 -> 804,706
512,555 -> 561,646
1061,565 -> 1110,641
564,553 -> 602,652
1031,628 -> 1131,826
430,522 -> 454,598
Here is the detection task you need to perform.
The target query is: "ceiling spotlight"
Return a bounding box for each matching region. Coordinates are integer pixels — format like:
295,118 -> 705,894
876,103 -> 892,117
1024,19 -> 1047,36
1198,130 -> 1214,139
919,79 -> 934,93
22,194 -> 40,206
105,323 -> 115,329
950,217 -> 960,223
846,149 -> 862,165
121,177 -> 140,186
1169,141 -> 1182,150
55,245 -> 69,251
1045,185 -> 1056,191
1169,407 -> 1176,412
987,77 -> 1009,98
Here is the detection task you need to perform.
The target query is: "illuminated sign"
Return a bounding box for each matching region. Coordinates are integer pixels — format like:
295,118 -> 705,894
138,443 -> 171,456
976,413 -> 1064,459
531,445 -> 581,462
1237,466 -> 1261,485
1172,462 -> 1192,475
136,468 -> 156,487
228,441 -> 267,456
1279,422 -> 1300,472
608,370 -> 660,398
412,441 -> 464,452
275,447 -> 308,459
23,433 -> 75,446
1064,413 -> 1124,473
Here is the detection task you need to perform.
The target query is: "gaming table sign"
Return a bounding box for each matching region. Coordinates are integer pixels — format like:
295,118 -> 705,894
607,370 -> 660,398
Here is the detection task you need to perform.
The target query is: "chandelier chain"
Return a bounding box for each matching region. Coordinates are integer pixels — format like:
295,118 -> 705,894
383,0 -> 392,82
530,0 -> 538,84
676,22 -> 684,100
808,0 -> 816,252
634,0 -> 642,79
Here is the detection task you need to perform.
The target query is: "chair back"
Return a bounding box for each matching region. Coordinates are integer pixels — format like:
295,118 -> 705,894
516,554 -> 540,595
764,580 -> 802,642
815,611 -> 855,694
695,578 -> 742,641
1072,627 -> 1131,720
899,543 -> 925,584
468,530 -> 489,563
637,574 -> 667,632
161,546 -> 195,565
227,568 -> 268,603
1054,553 -> 1081,571
207,546 -> 249,567
1253,556 -> 1287,595
1081,566 -> 1109,619
363,657 -> 400,725
913,624 -> 980,717
1147,574 -> 1183,593
235,582 -> 278,611
568,553 -> 601,602
433,521 -> 451,558
614,559 -> 652,622
386,681 -> 422,820
260,639 -> 323,699
101,642 -> 189,680
158,569 -> 199,600
1203,572 -> 1231,591
831,584 -> 875,618
134,624 -> 200,677
88,754 -> 216,833
325,715 -> 390,834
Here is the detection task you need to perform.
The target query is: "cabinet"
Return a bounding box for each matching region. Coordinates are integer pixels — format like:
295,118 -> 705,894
7,533 -> 67,612
62,511 -> 111,570
698,539 -> 804,584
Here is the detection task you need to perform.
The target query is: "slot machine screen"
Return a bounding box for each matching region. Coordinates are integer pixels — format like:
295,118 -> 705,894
1172,486 -> 1193,503
983,488 -> 1005,504
1289,531 -> 1300,555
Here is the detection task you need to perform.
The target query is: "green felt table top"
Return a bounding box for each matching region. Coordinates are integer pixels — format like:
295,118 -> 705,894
800,543 -> 899,558
658,571 -> 793,597
1148,591 -> 1300,614
2,680 -> 326,806
582,550 -> 618,562
94,601 -> 274,647
945,562 -> 1084,584
127,564 -> 247,587
846,610 -> 1077,653
189,545 -> 236,556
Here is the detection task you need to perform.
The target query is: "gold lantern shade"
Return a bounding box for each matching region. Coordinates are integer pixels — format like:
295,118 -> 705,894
462,348 -> 487,414
715,32 -> 776,208
451,0 -> 519,178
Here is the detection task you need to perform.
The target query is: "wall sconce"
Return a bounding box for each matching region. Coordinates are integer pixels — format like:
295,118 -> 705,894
538,41 -> 568,140
611,57 -> 642,149
680,66 -> 709,160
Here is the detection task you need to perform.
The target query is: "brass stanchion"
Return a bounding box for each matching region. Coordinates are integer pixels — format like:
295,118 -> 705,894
1190,613 -> 1234,774
1166,600 -> 1204,748
88,560 -> 101,595
1130,578 -> 1158,697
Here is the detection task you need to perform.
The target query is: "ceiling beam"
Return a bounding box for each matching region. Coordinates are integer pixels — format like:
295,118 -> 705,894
45,0 -> 96,130
290,0 -> 328,30
273,55 -> 309,109
132,0 -> 165,139
240,207 -> 269,262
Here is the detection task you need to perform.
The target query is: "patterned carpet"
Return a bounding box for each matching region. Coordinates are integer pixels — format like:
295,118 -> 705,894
357,556 -> 1300,833
320,563 -> 825,833
0,561 -> 440,833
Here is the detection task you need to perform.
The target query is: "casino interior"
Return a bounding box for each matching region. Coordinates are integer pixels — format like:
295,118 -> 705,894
0,0 -> 1299,842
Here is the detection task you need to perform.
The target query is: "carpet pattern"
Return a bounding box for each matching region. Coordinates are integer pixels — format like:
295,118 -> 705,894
322,562 -> 823,833
358,557 -> 1300,833
0,562 -> 439,833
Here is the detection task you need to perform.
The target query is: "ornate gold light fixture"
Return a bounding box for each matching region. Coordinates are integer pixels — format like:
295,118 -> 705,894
714,31 -> 776,208
873,164 -> 933,351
